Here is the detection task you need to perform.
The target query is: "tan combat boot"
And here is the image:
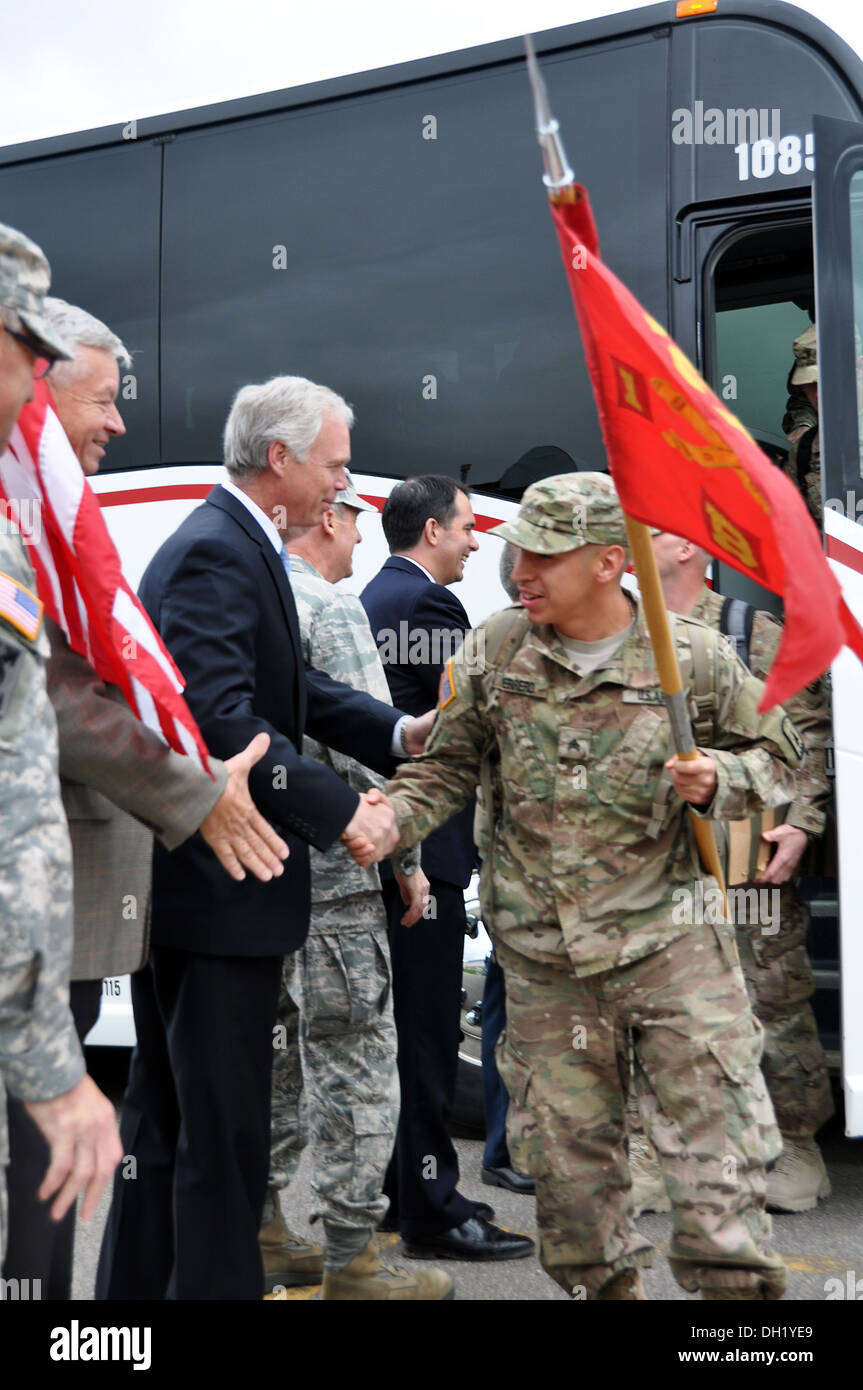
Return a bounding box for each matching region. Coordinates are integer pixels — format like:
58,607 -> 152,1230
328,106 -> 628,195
321,1239 -> 454,1300
767,1138 -> 831,1213
597,1269 -> 647,1300
259,1190 -> 325,1292
629,1133 -> 671,1217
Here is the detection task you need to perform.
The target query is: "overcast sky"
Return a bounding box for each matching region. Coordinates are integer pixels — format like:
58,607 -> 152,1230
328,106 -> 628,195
2,0 -> 862,150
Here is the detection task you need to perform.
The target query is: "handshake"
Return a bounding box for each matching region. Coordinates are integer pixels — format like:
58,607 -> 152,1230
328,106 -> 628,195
342,788 -> 400,866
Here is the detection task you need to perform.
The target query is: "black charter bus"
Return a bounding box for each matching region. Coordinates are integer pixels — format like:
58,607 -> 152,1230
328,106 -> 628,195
3,0 -> 863,1132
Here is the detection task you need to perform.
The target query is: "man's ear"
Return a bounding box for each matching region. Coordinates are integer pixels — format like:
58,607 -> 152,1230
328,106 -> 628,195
596,544 -> 627,583
424,516 -> 440,547
321,507 -> 337,538
266,439 -> 290,474
679,539 -> 697,563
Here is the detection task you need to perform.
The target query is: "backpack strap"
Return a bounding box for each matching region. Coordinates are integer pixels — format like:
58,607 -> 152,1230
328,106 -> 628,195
480,605 -> 532,673
682,617 -> 717,747
720,596 -> 754,669
795,424 -> 816,491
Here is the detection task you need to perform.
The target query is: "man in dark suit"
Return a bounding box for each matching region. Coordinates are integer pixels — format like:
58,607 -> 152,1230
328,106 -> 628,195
361,476 -> 533,1262
96,376 -> 430,1300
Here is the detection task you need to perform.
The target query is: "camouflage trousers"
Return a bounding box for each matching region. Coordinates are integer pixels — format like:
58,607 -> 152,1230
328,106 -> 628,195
269,893 -> 399,1232
735,882 -> 833,1140
495,922 -> 787,1300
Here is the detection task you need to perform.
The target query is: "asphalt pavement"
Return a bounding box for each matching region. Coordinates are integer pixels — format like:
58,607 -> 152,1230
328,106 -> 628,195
70,1091 -> 862,1302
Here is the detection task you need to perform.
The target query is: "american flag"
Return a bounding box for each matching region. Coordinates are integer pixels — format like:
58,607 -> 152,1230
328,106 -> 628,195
0,569 -> 42,642
0,379 -> 212,773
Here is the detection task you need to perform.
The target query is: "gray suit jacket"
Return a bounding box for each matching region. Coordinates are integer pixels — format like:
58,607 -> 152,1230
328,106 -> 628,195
45,618 -> 228,980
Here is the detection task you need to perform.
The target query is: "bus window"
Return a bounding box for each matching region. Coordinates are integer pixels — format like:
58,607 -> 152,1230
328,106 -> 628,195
715,300 -> 812,448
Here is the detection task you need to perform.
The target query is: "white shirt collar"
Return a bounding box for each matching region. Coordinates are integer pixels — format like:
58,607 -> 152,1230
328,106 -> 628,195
222,477 -> 283,556
397,554 -> 436,584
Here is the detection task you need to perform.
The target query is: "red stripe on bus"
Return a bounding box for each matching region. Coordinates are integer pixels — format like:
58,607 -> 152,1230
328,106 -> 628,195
95,483 -> 511,531
97,483 -> 214,507
826,532 -> 863,576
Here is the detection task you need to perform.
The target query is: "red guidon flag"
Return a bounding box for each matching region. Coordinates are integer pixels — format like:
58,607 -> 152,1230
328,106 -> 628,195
0,380 -> 212,772
550,186 -> 863,709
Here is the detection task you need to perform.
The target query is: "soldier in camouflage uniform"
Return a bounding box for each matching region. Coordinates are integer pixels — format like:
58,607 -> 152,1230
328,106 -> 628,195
263,473 -> 451,1300
648,533 -> 833,1213
782,325 -> 818,441
782,324 -> 821,526
0,222 -> 121,1270
353,473 -> 808,1300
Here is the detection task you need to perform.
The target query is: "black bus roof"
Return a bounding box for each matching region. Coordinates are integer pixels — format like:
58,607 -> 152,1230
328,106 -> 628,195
2,0 -> 862,166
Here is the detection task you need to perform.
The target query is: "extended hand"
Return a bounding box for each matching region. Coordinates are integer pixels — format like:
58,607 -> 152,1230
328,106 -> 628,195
393,866 -> 431,927
402,709 -> 436,756
25,1073 -> 123,1222
341,788 -> 399,866
666,750 -> 718,808
200,732 -> 289,882
757,823 -> 808,884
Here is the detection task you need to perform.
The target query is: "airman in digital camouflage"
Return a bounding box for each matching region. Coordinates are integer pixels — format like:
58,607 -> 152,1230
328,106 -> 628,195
0,221 -> 121,1267
371,472 -> 806,1300
263,474 -> 451,1301
646,532 -> 833,1215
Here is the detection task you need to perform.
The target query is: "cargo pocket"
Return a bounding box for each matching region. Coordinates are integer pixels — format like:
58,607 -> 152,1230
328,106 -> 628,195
707,1016 -> 780,1165
496,1030 -> 549,1180
707,1018 -> 764,1085
302,935 -> 353,1039
347,1102 -> 397,1206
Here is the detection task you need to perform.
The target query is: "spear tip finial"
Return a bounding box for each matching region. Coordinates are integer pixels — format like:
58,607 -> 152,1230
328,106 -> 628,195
524,33 -> 575,194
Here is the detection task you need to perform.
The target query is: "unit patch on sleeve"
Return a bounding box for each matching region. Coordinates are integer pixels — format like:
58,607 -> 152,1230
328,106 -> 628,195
438,658 -> 457,709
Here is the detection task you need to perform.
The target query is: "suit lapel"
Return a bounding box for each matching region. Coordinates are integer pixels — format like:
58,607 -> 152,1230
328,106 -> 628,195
206,486 -> 306,732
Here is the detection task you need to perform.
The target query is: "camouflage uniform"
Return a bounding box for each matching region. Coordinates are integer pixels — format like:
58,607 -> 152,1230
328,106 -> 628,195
269,552 -> 419,1237
0,224 -> 80,1264
784,428 -> 822,528
781,325 -> 822,526
385,472 -> 804,1299
691,587 -> 833,1141
0,528 -> 82,1261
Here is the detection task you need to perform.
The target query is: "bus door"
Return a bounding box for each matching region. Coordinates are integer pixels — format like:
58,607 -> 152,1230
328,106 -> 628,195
673,192 -> 853,1121
812,113 -> 863,1139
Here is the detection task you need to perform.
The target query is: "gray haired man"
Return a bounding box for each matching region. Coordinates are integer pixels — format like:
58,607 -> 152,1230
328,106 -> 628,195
96,376 -> 432,1300
42,296 -> 129,474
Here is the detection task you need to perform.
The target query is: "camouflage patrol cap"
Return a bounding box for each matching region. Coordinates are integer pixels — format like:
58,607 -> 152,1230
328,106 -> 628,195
489,471 -> 627,554
0,222 -> 72,363
790,323 -> 817,386
338,469 -> 378,512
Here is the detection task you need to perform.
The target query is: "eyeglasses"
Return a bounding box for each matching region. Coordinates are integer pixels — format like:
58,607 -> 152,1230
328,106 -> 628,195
3,323 -> 60,378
